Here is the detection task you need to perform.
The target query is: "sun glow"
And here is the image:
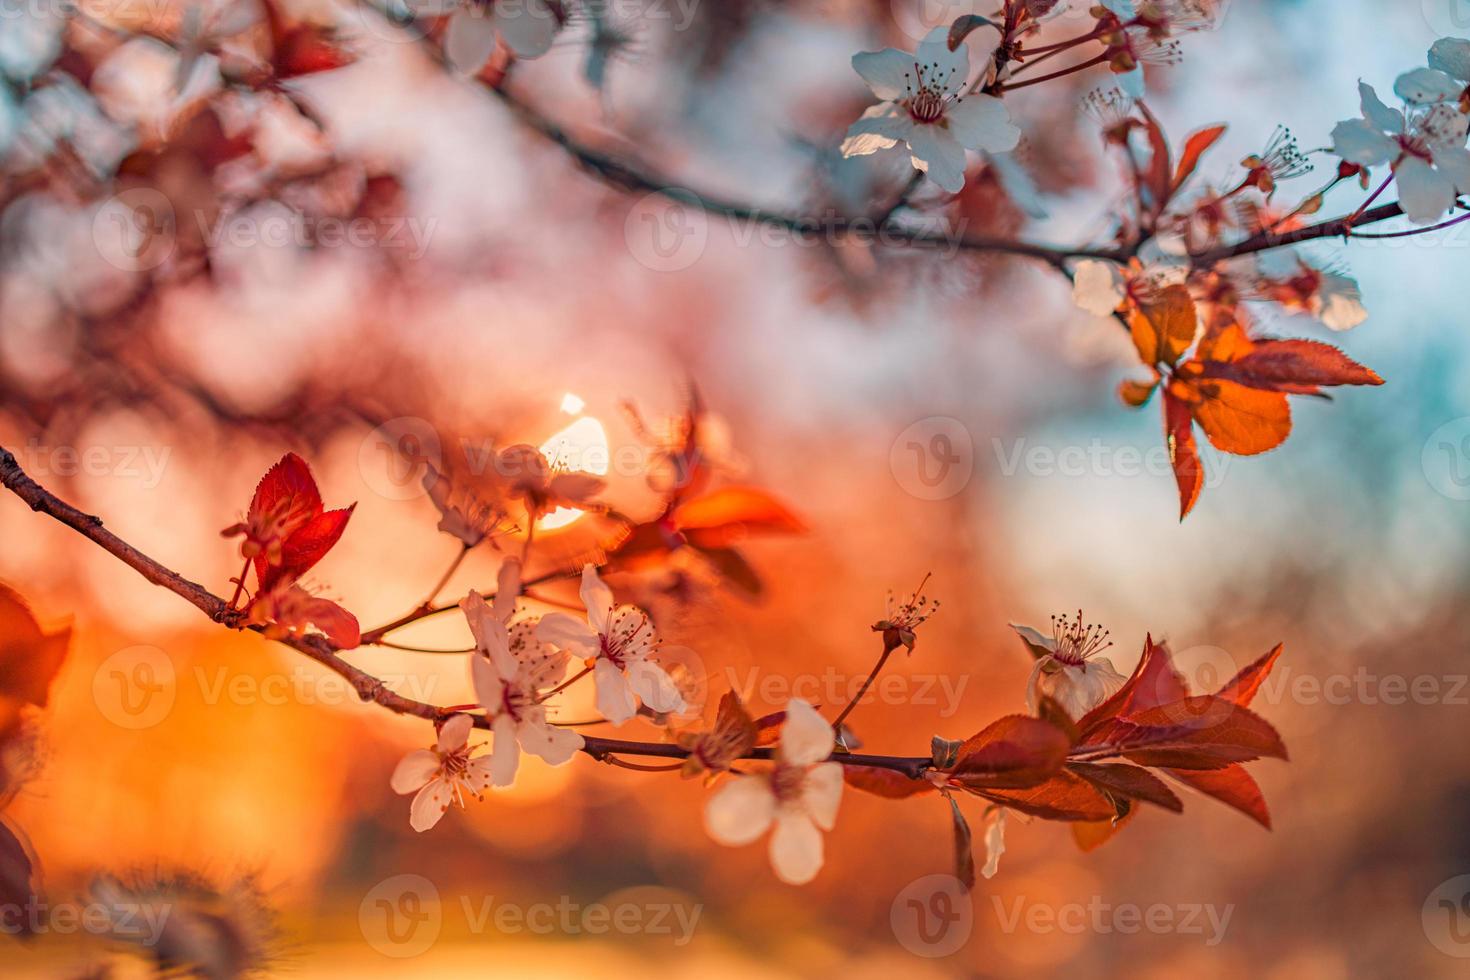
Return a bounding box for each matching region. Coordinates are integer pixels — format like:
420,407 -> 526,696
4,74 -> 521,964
537,399 -> 608,531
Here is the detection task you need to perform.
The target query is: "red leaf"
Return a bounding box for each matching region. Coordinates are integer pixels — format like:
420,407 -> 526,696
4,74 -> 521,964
947,795 -> 976,889
674,486 -> 806,547
1167,764 -> 1271,827
1172,124 -> 1227,193
1170,378 -> 1292,456
949,715 -> 1071,789
843,766 -> 938,799
1068,762 -> 1183,812
258,504 -> 355,592
249,452 -> 322,533
0,585 -> 70,709
968,771 -> 1116,821
1138,102 -> 1174,214
0,821 -> 39,940
1199,339 -> 1384,394
1163,390 -> 1204,520
1214,644 -> 1284,707
1076,635 -> 1178,738
1072,809 -> 1135,851
1096,697 -> 1288,768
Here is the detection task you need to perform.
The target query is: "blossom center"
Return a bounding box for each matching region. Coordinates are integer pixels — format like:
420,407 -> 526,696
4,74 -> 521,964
1049,609 -> 1111,667
903,61 -> 958,125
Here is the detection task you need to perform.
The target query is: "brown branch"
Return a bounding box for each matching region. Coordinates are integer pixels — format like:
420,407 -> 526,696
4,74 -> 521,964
1186,202 -> 1406,266
0,443 -> 933,780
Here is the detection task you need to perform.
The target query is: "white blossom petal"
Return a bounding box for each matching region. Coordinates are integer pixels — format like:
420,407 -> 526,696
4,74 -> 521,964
981,808 -> 1006,879
1433,144 -> 1470,192
705,776 -> 777,846
463,591 -> 517,677
840,102 -> 909,158
1118,65 -> 1145,100
579,564 -> 615,634
437,712 -> 473,752
851,47 -> 913,101
802,762 -> 843,831
626,659 -> 686,714
777,698 -> 834,767
494,0 -> 557,57
1330,118 -> 1396,167
906,124 -> 969,193
769,811 -> 824,885
493,558 -> 521,622
490,712 -> 520,786
1395,67 -> 1463,106
536,611 -> 600,653
390,749 -> 439,794
1317,272 -> 1368,331
409,778 -> 454,832
914,26 -> 968,89
1358,81 -> 1404,134
471,653 -> 507,715
945,94 -> 1020,153
1429,38 -> 1470,82
445,8 -> 498,75
1396,154 -> 1457,223
517,719 -> 584,766
1072,259 -> 1128,316
593,657 -> 639,724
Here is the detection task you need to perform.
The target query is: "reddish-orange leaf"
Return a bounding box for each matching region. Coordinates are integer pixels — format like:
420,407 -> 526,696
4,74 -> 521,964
249,452 -> 322,533
673,486 -> 806,547
1172,124 -> 1227,192
1076,635 -> 1177,738
1130,285 -> 1198,369
1163,390 -> 1204,519
843,766 -> 938,799
1200,339 -> 1384,394
1214,643 -> 1284,707
1119,377 -> 1159,408
1068,761 -> 1184,812
1172,378 -> 1292,456
258,504 -> 355,592
969,771 -> 1116,821
0,585 -> 70,709
1072,809 -> 1135,851
1167,764 -> 1271,828
1104,696 -> 1288,768
950,715 -> 1071,789
1138,102 -> 1174,215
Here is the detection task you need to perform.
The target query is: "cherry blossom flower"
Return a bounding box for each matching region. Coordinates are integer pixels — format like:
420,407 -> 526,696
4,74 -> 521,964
703,698 -> 842,885
871,575 -> 939,654
1072,258 -> 1128,316
535,565 -> 685,724
495,443 -> 605,518
390,713 -> 496,832
840,27 -> 1020,193
1012,612 -> 1126,719
422,463 -> 512,548
1099,0 -> 1205,99
1255,250 -> 1367,331
463,590 -> 584,786
1331,82 -> 1470,224
436,0 -> 563,75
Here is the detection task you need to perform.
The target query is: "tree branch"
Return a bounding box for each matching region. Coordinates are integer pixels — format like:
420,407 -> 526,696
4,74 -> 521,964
0,444 -> 932,780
